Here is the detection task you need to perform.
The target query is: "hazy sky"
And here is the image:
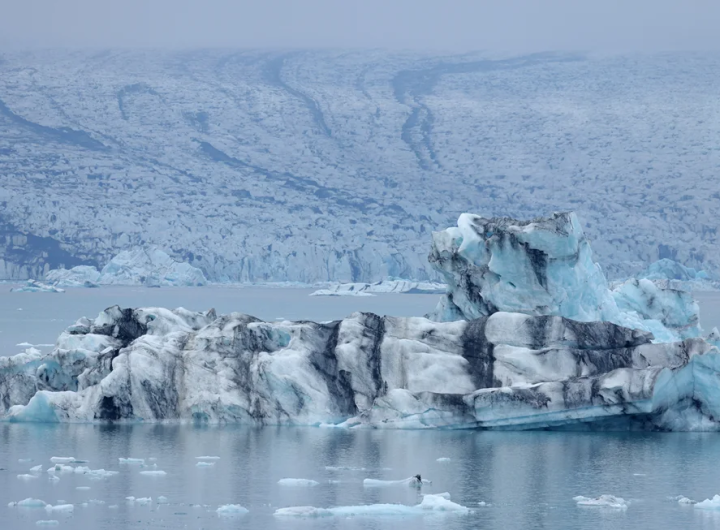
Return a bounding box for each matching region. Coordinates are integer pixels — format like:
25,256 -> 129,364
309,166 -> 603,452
2,0 -> 719,52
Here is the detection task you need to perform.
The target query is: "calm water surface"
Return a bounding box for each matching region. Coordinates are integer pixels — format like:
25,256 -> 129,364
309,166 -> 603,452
1,287 -> 720,529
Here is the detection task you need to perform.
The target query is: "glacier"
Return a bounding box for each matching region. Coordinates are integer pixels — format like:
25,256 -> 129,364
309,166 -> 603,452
45,248 -> 207,287
311,280 -> 446,297
1,51 -> 719,284
1,211 -> 718,431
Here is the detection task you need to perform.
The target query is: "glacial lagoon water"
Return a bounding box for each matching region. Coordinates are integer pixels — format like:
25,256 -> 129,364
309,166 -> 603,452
2,286 -> 720,529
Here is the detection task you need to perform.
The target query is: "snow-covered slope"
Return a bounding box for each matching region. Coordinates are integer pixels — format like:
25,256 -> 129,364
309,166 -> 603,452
1,305 -> 718,430
0,51 -> 718,281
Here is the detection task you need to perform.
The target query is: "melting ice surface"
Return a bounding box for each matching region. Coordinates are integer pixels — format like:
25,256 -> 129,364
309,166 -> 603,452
3,424 -> 720,530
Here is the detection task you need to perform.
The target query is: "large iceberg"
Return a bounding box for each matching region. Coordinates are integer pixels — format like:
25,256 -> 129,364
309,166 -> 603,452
2,211 -> 718,431
0,303 -> 718,430
427,212 -> 700,342
45,248 -> 207,287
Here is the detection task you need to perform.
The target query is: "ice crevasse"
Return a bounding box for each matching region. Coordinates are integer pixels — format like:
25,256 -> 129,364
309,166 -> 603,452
1,211 -> 719,431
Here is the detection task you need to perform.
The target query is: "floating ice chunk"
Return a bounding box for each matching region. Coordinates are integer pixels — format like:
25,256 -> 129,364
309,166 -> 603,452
363,476 -> 431,488
50,457 -> 75,464
135,497 -> 152,505
157,496 -> 169,504
274,494 -> 470,518
195,456 -> 220,460
35,521 -> 59,526
278,478 -> 320,487
694,495 -> 720,510
325,466 -> 366,472
30,465 -> 43,473
119,458 -> 145,465
436,457 -> 451,463
18,474 -> 38,480
677,496 -> 695,505
477,501 -> 492,507
45,504 -> 74,513
139,470 -> 166,476
82,469 -> 119,479
48,464 -> 73,474
18,458 -> 33,463
89,499 -> 105,505
196,461 -> 215,467
573,495 -> 628,509
126,497 -> 135,502
418,494 -> 471,513
216,504 -> 249,515
76,487 -> 91,491
9,498 -> 47,508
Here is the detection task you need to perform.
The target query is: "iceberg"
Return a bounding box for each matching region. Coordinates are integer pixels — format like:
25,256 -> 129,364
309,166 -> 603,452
277,478 -> 320,487
427,212 -> 699,343
0,212 -> 718,431
45,247 -> 207,287
634,259 -> 719,291
274,494 -> 470,517
10,280 -> 64,293
573,495 -> 628,509
311,280 -> 445,297
45,266 -> 100,288
216,504 -> 249,515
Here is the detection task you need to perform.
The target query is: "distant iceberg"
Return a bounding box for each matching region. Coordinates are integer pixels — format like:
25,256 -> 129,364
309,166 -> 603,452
2,212 -> 719,431
311,280 -> 445,297
632,258 -> 719,292
44,248 -> 207,287
11,280 -> 65,293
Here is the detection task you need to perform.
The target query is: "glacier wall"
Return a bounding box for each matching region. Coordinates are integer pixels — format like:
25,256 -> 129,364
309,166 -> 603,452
0,51 -> 719,281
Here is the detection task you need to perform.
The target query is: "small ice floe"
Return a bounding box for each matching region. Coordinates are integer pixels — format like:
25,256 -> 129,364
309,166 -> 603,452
76,486 -> 91,491
216,504 -> 249,516
139,470 -> 167,476
436,457 -> 451,463
157,496 -> 169,504
196,461 -> 215,467
135,498 -> 152,505
273,494 -> 470,517
363,475 -> 431,488
18,458 -> 33,463
676,496 -> 696,505
18,474 -> 38,480
74,467 -> 118,479
633,473 -> 647,476
50,457 -> 75,464
694,495 -> 720,510
9,498 -> 46,508
278,478 -> 320,487
35,521 -> 59,526
44,504 -> 74,513
325,466 -> 366,472
573,495 -> 628,509
196,456 -> 220,460
88,499 -> 105,505
119,457 -> 145,465
30,465 -> 43,473
47,465 -> 73,474
477,501 -> 492,507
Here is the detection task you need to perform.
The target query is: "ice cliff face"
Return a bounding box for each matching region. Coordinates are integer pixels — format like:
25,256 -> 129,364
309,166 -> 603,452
45,248 -> 207,287
1,305 -> 718,430
1,51 -> 719,282
428,212 -> 701,342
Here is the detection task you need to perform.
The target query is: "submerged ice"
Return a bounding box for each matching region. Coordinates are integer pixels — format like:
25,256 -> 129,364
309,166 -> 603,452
0,212 -> 718,432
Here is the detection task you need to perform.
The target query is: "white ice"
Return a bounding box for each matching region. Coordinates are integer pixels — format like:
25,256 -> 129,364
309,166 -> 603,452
274,494 -> 469,517
573,495 -> 628,509
436,457 -> 451,463
278,478 -> 320,487
695,495 -> 720,510
139,470 -> 166,476
216,504 -> 249,515
44,504 -> 74,513
35,521 -> 59,526
9,498 -> 46,508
